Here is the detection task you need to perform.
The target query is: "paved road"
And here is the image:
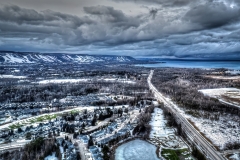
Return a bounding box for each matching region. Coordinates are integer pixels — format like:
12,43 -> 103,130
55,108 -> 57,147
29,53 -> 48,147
148,70 -> 225,160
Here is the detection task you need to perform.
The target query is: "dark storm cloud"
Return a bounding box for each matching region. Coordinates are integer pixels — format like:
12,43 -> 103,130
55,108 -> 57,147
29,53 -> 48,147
184,2 -> 240,29
0,1 -> 240,58
0,5 -> 92,28
83,5 -> 140,29
112,0 -> 196,7
0,5 -> 144,47
84,6 -> 126,21
0,5 -> 94,46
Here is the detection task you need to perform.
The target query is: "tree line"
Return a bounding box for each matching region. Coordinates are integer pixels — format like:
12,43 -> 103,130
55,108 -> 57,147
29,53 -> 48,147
152,68 -> 240,115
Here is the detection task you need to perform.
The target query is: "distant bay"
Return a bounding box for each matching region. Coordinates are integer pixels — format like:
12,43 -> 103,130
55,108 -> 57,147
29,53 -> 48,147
135,60 -> 240,70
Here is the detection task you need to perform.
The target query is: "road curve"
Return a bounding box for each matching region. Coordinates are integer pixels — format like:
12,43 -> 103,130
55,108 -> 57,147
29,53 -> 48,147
148,70 -> 225,160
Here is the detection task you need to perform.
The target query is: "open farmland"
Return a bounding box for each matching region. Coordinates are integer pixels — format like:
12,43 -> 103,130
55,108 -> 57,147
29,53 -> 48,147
199,88 -> 240,108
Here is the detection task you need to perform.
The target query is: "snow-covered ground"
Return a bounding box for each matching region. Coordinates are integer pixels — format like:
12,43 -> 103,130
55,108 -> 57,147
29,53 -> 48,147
230,153 -> 240,160
185,113 -> 240,150
38,79 -> 89,84
0,75 -> 27,79
204,75 -> 240,80
44,153 -> 58,160
0,52 -> 135,64
115,139 -> 160,160
2,54 -> 33,63
162,93 -> 240,150
59,146 -> 64,160
149,108 -> 187,149
150,108 -> 175,138
226,70 -> 240,75
199,88 -> 240,108
37,78 -> 135,84
103,78 -> 136,84
199,88 -> 240,98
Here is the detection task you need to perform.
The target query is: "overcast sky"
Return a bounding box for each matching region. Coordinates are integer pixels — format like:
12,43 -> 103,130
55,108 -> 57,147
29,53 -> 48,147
0,0 -> 240,58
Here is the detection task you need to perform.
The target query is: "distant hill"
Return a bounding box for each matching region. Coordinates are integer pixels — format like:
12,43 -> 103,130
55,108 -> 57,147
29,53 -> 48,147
0,51 -> 137,64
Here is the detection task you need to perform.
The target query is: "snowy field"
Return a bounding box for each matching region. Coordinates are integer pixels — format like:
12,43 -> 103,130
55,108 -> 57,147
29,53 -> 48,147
199,88 -> 240,108
155,93 -> 240,151
149,108 -> 187,149
150,108 -> 174,138
38,79 -> 89,84
164,92 -> 240,150
115,139 -> 160,160
0,75 -> 26,79
37,78 -> 135,84
103,78 -> 136,84
204,75 -> 240,80
186,113 -> 240,150
199,88 -> 240,98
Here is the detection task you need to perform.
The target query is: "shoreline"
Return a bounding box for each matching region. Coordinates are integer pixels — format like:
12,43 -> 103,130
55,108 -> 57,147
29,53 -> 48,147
134,61 -> 240,70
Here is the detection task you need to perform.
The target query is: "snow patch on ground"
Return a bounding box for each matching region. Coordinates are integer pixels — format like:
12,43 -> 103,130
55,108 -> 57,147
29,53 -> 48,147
0,75 -> 27,79
185,114 -> 240,150
150,108 -> 174,138
164,96 -> 240,150
230,153 -> 240,160
199,88 -> 240,98
44,153 -> 58,160
199,88 -> 240,108
226,70 -> 240,75
16,139 -> 31,143
156,93 -> 240,150
38,55 -> 55,62
2,54 -> 34,63
103,78 -> 136,84
149,108 -> 188,149
3,54 -> 25,63
38,79 -> 89,84
37,78 -> 135,84
204,75 -> 240,80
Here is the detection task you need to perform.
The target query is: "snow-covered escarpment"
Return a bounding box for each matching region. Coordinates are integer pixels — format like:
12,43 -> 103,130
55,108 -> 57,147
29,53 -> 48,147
0,51 -> 137,64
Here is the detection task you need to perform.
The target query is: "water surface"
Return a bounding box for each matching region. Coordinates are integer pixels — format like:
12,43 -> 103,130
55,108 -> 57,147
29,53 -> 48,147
115,139 -> 160,160
136,60 -> 240,70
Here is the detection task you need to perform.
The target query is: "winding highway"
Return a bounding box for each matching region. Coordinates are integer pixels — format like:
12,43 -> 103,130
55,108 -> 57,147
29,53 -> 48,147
148,70 -> 226,160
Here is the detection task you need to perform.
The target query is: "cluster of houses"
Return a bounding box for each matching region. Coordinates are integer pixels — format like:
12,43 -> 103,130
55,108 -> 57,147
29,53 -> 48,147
0,119 -> 62,144
0,102 -> 58,125
0,94 -> 110,125
55,137 -> 79,160
60,94 -> 114,106
0,104 -> 131,143
78,111 -> 139,160
0,98 -> 151,160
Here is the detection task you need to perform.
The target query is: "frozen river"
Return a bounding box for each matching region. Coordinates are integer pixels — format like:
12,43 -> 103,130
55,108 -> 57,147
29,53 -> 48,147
115,139 -> 161,160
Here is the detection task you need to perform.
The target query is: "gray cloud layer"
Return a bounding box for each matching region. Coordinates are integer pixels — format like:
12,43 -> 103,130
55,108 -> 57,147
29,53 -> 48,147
0,0 -> 240,58
112,0 -> 197,7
